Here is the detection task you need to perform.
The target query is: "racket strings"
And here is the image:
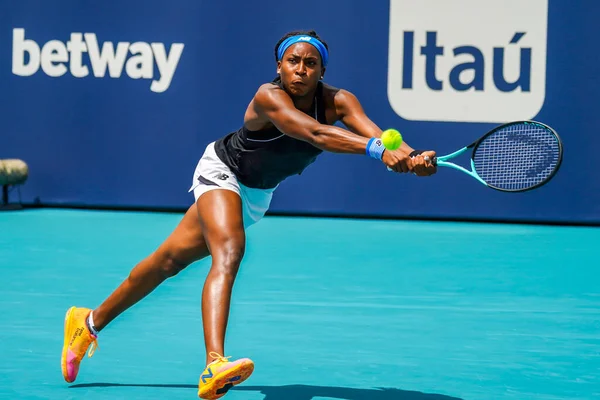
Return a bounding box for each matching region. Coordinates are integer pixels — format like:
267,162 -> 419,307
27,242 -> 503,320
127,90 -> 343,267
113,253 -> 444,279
473,123 -> 561,191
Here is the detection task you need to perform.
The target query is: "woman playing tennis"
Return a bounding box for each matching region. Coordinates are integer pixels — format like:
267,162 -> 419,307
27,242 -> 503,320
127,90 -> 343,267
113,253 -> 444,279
61,30 -> 437,399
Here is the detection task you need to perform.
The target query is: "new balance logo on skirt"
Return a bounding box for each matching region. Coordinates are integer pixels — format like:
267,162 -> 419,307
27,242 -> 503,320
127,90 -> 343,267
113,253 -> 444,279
11,28 -> 184,93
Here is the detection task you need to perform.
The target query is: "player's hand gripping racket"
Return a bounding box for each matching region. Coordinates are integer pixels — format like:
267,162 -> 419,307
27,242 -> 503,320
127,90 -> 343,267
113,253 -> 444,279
425,120 -> 563,192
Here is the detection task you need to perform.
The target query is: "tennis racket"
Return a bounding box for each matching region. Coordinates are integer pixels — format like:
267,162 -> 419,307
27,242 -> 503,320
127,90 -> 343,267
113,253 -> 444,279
420,120 -> 563,192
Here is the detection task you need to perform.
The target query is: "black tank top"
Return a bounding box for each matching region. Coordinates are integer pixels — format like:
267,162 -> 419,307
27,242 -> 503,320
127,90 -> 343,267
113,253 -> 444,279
214,81 -> 326,189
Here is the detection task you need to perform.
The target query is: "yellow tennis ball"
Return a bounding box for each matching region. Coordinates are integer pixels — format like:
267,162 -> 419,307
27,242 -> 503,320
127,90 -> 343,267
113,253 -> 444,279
381,129 -> 403,150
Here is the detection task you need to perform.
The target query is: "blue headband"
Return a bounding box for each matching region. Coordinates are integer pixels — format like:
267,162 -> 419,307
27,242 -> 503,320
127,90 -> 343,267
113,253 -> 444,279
277,35 -> 329,67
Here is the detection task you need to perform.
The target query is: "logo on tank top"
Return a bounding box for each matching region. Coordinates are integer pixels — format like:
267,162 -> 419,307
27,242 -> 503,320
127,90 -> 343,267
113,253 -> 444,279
387,0 -> 548,123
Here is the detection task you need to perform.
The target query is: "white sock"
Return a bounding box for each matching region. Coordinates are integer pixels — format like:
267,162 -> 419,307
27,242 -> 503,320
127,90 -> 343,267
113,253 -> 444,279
87,312 -> 99,336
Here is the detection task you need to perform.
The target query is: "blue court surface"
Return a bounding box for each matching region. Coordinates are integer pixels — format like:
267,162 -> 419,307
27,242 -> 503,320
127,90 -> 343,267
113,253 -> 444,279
0,209 -> 598,400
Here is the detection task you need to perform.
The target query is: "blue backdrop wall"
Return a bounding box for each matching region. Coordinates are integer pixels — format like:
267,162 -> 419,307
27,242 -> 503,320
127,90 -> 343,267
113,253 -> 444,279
1,0 -> 599,224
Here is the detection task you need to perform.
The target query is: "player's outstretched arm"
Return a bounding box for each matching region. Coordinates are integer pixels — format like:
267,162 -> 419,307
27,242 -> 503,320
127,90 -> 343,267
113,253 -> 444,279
253,85 -> 414,173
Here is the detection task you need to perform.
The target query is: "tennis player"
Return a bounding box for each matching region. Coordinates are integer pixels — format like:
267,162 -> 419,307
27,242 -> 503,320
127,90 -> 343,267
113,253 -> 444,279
61,30 -> 437,399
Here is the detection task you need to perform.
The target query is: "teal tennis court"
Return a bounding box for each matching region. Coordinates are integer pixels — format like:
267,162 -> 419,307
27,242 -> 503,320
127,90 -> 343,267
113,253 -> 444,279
1,209 -> 598,400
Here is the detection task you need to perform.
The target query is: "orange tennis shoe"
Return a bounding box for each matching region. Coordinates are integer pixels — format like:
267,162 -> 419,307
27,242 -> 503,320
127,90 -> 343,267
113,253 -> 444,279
198,352 -> 254,399
61,306 -> 98,383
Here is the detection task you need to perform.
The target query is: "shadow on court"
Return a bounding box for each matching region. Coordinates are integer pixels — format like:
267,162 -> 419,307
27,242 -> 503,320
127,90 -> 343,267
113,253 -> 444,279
69,383 -> 463,399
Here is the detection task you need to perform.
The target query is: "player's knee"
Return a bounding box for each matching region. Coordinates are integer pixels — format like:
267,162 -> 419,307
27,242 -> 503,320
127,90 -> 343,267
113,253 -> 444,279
160,252 -> 189,278
214,240 -> 245,275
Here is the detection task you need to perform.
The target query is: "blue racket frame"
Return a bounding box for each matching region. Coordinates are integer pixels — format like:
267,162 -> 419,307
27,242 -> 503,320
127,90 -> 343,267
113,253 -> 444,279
427,120 -> 564,192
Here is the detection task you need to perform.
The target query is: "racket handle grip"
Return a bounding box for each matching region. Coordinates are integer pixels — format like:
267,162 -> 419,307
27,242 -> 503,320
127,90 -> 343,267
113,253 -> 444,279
386,155 -> 437,172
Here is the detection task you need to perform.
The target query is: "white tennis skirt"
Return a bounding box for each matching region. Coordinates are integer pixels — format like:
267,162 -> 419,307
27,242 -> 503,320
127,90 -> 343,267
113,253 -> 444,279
188,142 -> 276,229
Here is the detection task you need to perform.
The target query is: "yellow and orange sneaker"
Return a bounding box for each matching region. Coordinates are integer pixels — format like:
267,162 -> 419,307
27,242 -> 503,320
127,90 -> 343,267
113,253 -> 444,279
61,306 -> 98,383
198,352 -> 254,399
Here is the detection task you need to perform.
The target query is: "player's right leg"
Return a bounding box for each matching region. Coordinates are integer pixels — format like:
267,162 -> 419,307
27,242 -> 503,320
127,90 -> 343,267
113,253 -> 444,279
194,188 -> 255,399
61,203 -> 210,383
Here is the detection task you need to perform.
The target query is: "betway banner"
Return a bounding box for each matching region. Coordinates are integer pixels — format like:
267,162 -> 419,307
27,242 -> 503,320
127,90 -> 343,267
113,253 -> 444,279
1,0 -> 599,224
12,29 -> 184,93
